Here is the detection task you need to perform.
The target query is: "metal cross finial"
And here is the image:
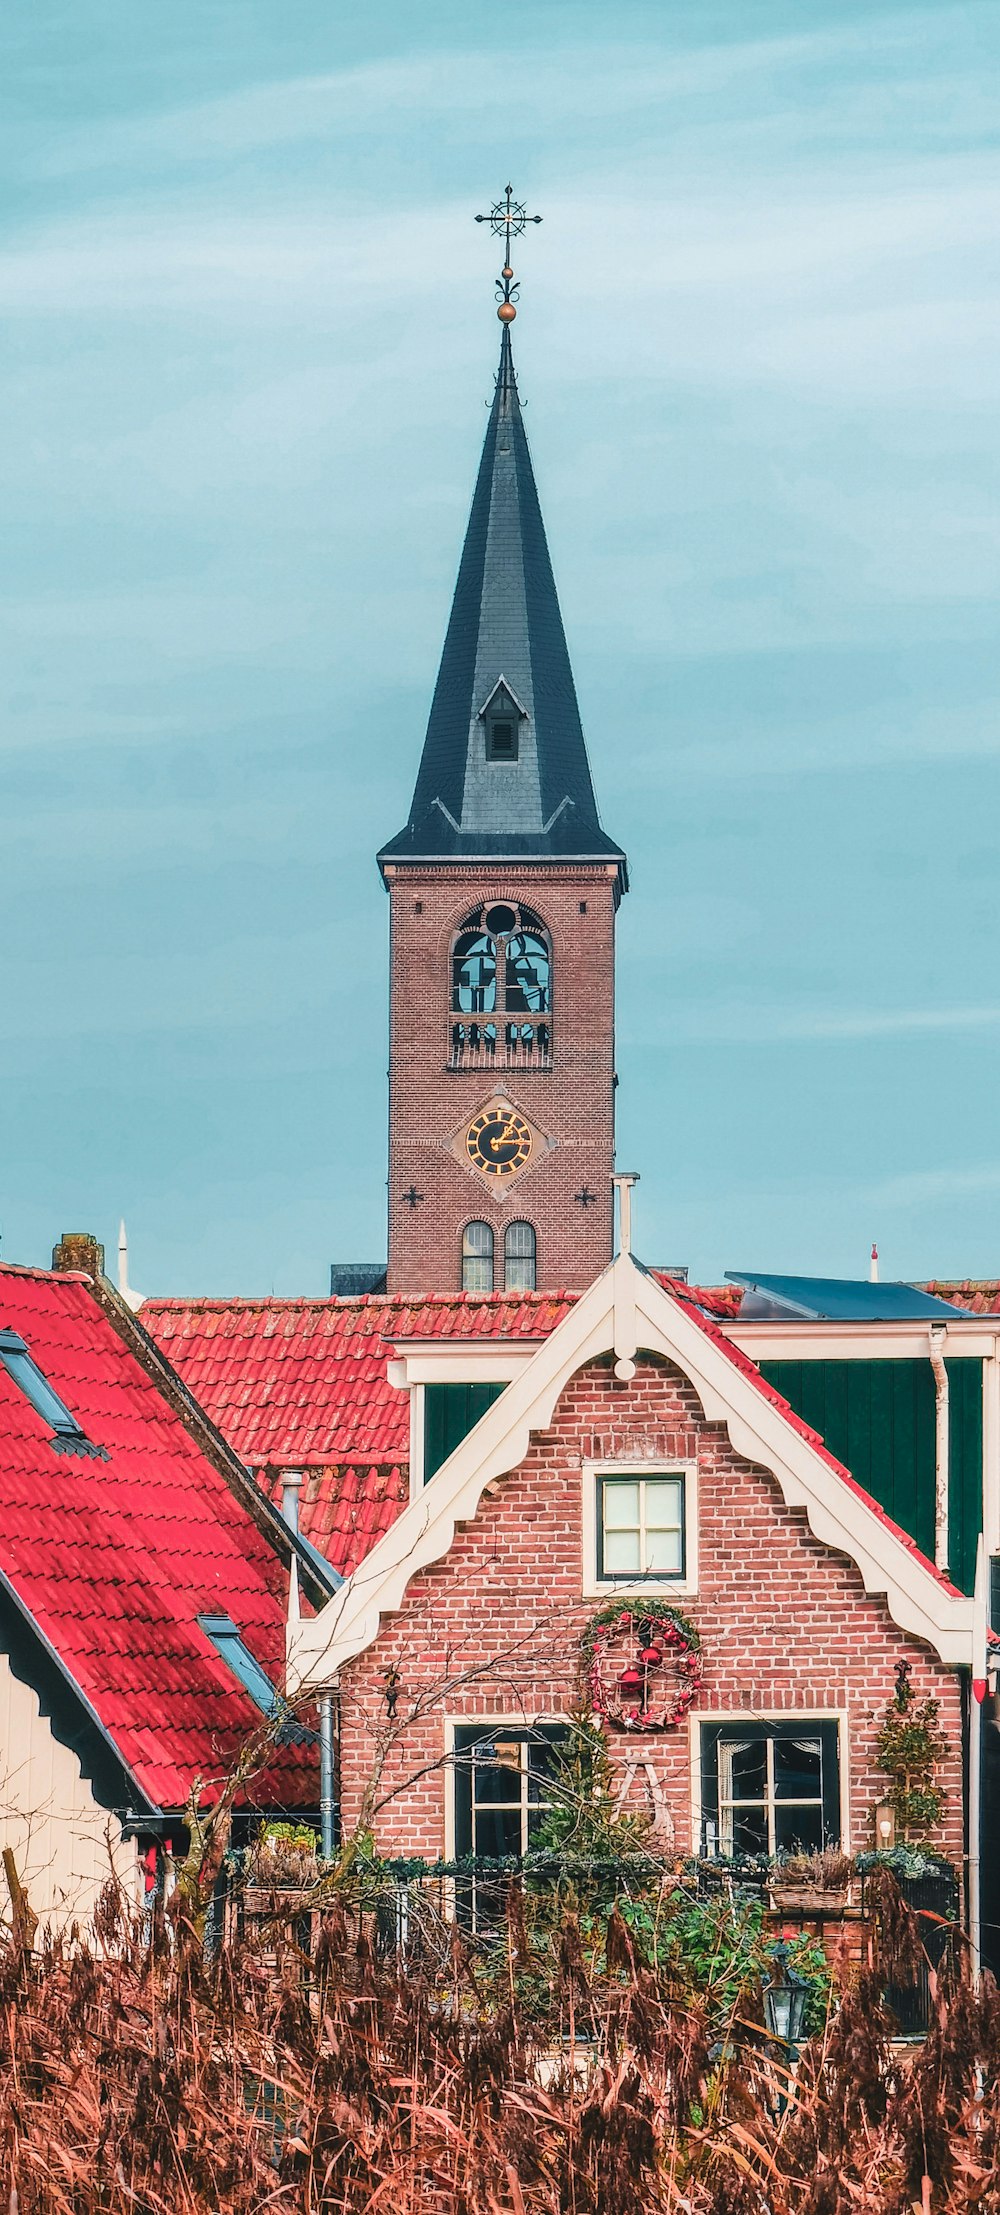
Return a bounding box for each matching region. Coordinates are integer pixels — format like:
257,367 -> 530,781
475,184 -> 542,324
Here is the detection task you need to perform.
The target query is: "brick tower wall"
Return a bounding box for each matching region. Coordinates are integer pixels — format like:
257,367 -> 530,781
335,1353 -> 965,1868
384,862 -> 621,1295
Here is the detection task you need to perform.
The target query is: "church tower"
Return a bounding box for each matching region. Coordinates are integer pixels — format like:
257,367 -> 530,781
379,204 -> 627,1296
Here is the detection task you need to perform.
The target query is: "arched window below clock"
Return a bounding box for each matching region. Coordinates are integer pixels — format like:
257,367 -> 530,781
504,1221 -> 536,1292
461,1221 -> 494,1294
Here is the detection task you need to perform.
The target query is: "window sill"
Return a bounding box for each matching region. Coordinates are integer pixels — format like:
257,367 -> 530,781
583,1580 -> 699,1604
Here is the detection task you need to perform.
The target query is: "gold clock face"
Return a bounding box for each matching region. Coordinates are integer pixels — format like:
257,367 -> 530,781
466,1106 -> 533,1178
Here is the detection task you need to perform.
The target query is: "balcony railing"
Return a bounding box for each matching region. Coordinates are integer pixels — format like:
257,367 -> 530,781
449,1017 -> 551,1072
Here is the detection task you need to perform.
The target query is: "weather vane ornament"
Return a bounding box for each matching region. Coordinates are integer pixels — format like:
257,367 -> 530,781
475,184 -> 542,322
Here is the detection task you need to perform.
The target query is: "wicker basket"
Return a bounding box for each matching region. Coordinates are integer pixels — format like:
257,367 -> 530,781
769,1884 -> 850,1915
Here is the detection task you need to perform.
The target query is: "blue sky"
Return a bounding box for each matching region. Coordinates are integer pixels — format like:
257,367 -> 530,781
2,0 -> 998,1294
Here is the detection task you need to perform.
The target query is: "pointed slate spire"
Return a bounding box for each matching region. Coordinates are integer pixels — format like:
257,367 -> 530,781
379,327 -> 626,884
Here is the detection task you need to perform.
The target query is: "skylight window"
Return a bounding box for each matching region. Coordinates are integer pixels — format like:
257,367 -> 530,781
198,1614 -> 279,1715
0,1330 -> 86,1439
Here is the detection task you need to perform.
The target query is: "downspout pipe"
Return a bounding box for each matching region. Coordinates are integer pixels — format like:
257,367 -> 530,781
281,1472 -> 335,1852
970,1534 -> 987,1982
319,1693 -> 336,1862
929,1326 -> 950,1576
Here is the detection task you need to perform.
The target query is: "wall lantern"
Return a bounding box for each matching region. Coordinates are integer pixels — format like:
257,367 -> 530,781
763,1939 -> 809,2052
874,1798 -> 896,1850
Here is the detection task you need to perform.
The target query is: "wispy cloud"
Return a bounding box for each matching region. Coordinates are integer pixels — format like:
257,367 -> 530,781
870,1164 -> 1000,1208
667,1004 -> 1000,1044
23,21 -> 943,178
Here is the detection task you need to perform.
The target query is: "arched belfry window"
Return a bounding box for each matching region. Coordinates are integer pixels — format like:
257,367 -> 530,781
462,1221 -> 494,1294
450,902 -> 551,1072
504,1221 -> 536,1292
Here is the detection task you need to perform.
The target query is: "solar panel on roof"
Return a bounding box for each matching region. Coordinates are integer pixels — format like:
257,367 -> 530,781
726,1273 -> 973,1322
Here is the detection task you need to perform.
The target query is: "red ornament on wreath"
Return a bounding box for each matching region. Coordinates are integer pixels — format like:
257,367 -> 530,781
583,1600 -> 704,1732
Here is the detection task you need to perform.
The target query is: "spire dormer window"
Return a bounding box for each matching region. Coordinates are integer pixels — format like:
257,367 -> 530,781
479,680 -> 524,767
450,901 -> 551,1071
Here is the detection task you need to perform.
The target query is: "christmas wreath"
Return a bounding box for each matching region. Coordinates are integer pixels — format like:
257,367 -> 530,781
582,1599 -> 704,1732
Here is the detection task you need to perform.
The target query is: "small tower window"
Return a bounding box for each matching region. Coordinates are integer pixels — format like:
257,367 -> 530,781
462,1221 -> 494,1293
504,1221 -> 536,1292
487,718 -> 518,762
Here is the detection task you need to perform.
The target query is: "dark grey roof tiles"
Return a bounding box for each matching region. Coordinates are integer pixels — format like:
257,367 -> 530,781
379,328 -> 626,881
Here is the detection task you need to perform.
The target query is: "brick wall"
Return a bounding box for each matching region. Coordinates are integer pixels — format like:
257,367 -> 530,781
336,1353 -> 965,1869
384,862 -> 620,1294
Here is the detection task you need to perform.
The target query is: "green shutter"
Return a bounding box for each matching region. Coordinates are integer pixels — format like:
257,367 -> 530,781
423,1381 -> 506,1484
759,1358 -> 983,1596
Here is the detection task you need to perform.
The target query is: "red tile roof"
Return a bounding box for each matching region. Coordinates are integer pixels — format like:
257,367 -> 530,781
141,1291 -> 574,1471
265,1463 -> 409,1580
0,1265 -> 314,1813
925,1281 -> 1000,1315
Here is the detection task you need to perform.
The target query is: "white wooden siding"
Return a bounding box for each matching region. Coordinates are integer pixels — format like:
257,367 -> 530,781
0,1650 -> 140,1929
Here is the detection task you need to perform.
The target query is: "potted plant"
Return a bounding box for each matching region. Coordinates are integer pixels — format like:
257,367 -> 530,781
769,1849 -> 854,1914
243,1822 -> 320,1908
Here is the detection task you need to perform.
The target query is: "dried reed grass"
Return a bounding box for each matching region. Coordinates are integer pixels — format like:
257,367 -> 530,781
0,1870 -> 995,2213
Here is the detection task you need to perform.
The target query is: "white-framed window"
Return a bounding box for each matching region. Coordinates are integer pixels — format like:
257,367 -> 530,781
698,1719 -> 842,1858
583,1460 -> 698,1596
450,1721 -> 567,1930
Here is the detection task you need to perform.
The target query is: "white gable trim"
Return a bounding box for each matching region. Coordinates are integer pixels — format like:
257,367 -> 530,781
286,1259 -> 973,1690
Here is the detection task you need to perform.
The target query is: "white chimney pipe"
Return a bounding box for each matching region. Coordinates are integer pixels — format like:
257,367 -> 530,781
612,1171 -> 640,1258
116,1219 -> 144,1313
281,1470 -> 303,1536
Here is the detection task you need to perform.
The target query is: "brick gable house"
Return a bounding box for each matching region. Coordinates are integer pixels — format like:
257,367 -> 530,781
288,1253 -> 972,1881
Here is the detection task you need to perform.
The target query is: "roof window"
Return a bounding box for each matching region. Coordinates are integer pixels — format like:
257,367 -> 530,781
0,1329 -> 105,1456
198,1614 -> 279,1714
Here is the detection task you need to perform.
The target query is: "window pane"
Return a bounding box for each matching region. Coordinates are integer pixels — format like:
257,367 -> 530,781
474,1806 -> 522,1858
504,1222 -> 536,1293
774,1738 -> 823,1800
774,1803 -> 825,1855
462,1223 -> 494,1294
602,1482 -> 640,1528
453,930 -> 497,1012
721,1740 -> 767,1801
644,1527 -> 683,1574
506,932 -> 550,1013
642,1479 -> 684,1528
727,1804 -> 769,1856
474,1767 -> 522,1807
603,1531 -> 641,1574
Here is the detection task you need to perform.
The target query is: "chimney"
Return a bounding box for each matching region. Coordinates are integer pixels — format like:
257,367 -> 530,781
51,1231 -> 105,1279
281,1470 -> 303,1537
